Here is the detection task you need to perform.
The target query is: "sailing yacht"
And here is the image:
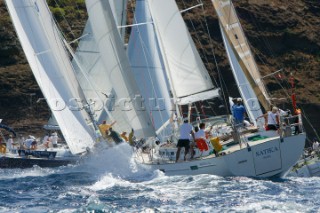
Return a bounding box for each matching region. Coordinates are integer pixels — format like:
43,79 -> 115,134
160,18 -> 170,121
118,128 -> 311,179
2,0 -> 99,168
123,0 -> 306,178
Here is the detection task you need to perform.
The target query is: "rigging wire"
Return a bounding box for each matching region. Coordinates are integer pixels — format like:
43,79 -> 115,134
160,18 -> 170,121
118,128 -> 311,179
51,0 -> 80,46
269,73 -> 320,140
47,0 -> 130,135
227,0 -> 271,97
180,0 -> 219,87
180,0 -> 230,115
127,0 -> 169,132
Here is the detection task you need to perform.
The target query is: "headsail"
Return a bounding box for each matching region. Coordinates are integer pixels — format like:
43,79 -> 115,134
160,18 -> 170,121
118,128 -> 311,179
147,0 -> 220,106
72,22 -> 133,133
127,0 -> 172,139
5,0 -> 96,154
211,0 -> 271,111
220,24 -> 264,126
85,0 -> 155,138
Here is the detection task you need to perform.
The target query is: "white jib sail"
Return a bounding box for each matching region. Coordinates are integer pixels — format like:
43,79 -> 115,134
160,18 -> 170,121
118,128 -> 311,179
85,0 -> 155,138
5,0 -> 96,154
147,0 -> 220,105
127,0 -> 173,139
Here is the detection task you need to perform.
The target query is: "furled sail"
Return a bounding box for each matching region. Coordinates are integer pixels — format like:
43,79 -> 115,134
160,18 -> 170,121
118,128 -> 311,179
211,0 -> 270,111
147,0 -> 220,105
5,0 -> 96,154
85,0 -> 155,138
127,0 -> 173,139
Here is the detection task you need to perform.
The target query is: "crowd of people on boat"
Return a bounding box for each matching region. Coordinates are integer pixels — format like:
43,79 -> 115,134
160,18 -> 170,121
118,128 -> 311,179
0,96 -> 303,163
98,120 -> 136,146
171,97 -> 304,162
0,131 -> 62,154
231,97 -> 302,135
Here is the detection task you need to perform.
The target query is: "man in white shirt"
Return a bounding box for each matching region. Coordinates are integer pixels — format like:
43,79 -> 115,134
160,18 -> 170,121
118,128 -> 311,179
195,123 -> 206,139
6,135 -> 14,152
313,139 -> 319,151
176,118 -> 195,162
24,138 -> 35,149
42,133 -> 49,144
50,132 -> 59,148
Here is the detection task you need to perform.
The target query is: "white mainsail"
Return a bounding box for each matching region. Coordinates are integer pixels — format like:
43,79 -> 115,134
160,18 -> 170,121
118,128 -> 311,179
5,0 -> 96,154
127,0 -> 172,138
85,0 -> 155,138
211,0 -> 270,110
147,0 -> 220,106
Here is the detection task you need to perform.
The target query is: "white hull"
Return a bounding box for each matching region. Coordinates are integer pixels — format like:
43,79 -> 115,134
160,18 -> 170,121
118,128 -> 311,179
290,156 -> 320,177
137,133 -> 305,178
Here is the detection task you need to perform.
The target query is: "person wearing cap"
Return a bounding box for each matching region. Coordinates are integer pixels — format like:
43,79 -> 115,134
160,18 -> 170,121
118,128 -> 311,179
176,117 -> 195,162
99,120 -> 116,139
232,98 -> 246,126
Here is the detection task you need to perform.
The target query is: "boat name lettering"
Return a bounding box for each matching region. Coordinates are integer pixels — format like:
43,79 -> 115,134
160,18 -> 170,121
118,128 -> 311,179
256,147 -> 279,157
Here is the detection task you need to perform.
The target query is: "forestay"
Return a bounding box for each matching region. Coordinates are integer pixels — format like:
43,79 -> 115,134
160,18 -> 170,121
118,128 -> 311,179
5,0 -> 96,154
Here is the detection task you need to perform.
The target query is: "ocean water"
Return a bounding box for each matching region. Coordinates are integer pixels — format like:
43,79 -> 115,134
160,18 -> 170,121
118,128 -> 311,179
1,143 -> 320,213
